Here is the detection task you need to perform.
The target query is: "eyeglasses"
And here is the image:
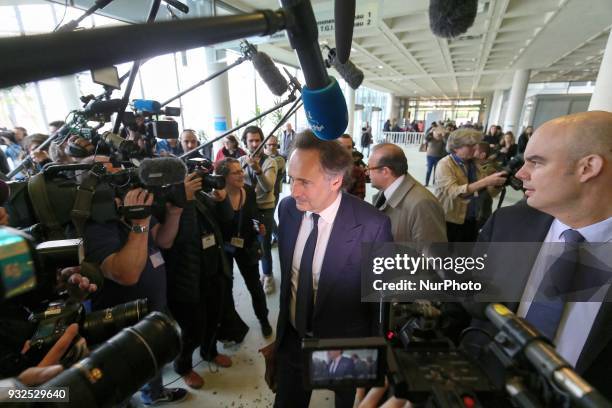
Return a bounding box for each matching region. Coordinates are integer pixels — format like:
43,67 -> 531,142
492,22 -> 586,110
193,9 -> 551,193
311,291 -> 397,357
365,165 -> 385,172
265,143 -> 279,147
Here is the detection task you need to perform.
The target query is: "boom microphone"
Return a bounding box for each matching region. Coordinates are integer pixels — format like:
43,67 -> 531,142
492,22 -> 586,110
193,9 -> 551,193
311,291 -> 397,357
429,0 -> 478,39
280,0 -> 348,140
85,99 -> 124,115
325,47 -> 364,90
138,157 -> 186,186
163,0 -> 189,14
334,0 -> 356,64
251,51 -> 289,96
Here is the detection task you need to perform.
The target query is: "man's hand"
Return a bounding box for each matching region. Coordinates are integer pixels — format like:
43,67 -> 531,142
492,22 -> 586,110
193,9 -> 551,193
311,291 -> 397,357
56,266 -> 97,302
356,381 -> 411,408
0,206 -> 9,226
123,188 -> 154,226
482,171 -> 508,187
258,223 -> 266,237
184,173 -> 202,201
259,342 -> 277,393
18,324 -> 87,386
246,156 -> 262,174
30,150 -> 49,164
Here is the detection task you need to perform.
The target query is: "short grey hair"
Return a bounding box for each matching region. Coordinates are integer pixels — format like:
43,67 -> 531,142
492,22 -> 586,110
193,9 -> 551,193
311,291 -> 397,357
446,129 -> 483,152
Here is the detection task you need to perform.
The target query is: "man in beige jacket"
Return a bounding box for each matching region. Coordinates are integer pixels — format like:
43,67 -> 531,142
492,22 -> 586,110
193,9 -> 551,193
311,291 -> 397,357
368,143 -> 447,243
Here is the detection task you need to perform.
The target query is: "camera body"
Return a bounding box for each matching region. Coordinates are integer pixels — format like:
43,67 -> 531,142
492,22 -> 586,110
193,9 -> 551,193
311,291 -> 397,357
189,157 -> 226,193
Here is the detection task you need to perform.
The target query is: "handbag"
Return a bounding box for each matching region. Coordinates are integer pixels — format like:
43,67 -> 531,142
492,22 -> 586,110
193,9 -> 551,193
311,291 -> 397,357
419,142 -> 427,152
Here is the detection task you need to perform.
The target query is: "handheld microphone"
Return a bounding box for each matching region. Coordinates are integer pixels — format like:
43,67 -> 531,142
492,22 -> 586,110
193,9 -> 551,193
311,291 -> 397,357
251,50 -> 289,96
281,0 -> 348,140
163,0 -> 189,14
138,157 -> 186,186
334,0 -> 356,64
429,0 -> 478,38
100,132 -> 140,156
325,47 -> 364,90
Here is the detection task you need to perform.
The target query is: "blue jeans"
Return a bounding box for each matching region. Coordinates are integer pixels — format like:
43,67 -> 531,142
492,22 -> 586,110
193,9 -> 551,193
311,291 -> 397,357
258,208 -> 275,277
425,155 -> 441,186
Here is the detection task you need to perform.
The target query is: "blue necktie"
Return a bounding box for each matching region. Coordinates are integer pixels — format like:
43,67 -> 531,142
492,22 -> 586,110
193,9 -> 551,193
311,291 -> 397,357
525,229 -> 585,341
295,213 -> 320,337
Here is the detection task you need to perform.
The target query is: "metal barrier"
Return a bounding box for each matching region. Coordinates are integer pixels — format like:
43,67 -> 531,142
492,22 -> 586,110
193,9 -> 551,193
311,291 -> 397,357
381,132 -> 425,145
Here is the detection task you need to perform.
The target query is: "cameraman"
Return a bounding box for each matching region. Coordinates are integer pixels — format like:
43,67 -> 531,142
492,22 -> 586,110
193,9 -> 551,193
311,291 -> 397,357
83,187 -> 187,405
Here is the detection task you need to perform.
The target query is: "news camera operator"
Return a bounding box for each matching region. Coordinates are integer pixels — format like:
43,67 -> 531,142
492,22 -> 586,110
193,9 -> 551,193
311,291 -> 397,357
83,186 -> 188,405
463,111 -> 612,401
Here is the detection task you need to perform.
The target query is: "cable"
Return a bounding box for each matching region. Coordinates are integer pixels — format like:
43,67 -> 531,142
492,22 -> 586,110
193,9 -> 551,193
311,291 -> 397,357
53,0 -> 70,32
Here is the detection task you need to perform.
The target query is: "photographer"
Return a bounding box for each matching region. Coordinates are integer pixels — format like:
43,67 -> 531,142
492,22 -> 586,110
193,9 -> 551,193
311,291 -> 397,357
163,172 -> 236,389
216,157 -> 272,337
0,266 -> 96,381
434,129 -> 507,242
83,187 -> 187,405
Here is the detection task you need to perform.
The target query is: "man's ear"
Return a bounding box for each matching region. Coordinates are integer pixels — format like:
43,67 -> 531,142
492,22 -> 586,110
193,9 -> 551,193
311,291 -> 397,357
577,154 -> 604,183
330,174 -> 344,191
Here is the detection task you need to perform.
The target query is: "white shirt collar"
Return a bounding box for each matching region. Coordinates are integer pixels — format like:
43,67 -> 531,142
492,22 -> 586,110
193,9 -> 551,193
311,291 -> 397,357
306,191 -> 342,225
549,216 -> 612,243
383,175 -> 405,201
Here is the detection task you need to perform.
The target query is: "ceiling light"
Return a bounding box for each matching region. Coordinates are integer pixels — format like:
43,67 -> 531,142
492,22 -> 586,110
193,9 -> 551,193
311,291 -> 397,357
378,65 -> 384,69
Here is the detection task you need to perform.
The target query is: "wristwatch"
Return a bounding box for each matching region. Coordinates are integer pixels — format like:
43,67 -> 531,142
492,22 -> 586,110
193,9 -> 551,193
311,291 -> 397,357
130,223 -> 149,233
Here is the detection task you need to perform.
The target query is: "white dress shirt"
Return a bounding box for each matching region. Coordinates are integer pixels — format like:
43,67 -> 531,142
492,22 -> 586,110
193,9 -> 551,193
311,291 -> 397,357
290,192 -> 343,328
382,175 -> 405,203
517,216 -> 612,366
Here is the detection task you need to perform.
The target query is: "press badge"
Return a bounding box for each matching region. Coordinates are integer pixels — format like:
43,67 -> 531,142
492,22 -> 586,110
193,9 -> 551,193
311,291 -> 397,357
150,251 -> 165,268
202,234 -> 216,249
230,237 -> 245,248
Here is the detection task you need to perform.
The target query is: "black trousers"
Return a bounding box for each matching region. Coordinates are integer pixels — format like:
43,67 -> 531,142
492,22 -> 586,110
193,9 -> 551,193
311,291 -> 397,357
168,299 -> 203,375
446,218 -> 479,242
274,325 -> 355,408
226,249 -> 269,323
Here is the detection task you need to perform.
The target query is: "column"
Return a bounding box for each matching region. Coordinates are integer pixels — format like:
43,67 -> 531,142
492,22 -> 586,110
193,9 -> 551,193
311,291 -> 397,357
588,29 -> 612,112
487,89 -> 504,128
346,86 -> 356,138
503,69 -> 530,133
58,75 -> 82,112
205,47 -> 232,154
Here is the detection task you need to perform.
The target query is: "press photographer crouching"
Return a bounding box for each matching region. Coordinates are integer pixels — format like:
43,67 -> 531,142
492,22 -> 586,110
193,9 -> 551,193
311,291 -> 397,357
83,182 -> 188,405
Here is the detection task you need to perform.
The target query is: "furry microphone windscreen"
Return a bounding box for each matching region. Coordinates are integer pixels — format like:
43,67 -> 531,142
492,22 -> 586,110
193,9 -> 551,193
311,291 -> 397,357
429,0 -> 478,38
138,157 -> 187,186
329,54 -> 364,90
251,51 -> 289,96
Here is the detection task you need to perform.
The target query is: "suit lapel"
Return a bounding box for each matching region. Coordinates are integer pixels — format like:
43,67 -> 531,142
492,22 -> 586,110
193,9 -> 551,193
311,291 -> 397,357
279,198 -> 304,295
576,290 -> 612,372
315,193 -> 363,315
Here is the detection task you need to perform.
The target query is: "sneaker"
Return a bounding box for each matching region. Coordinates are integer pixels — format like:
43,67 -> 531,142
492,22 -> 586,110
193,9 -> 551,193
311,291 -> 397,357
183,371 -> 204,389
261,320 -> 273,338
262,275 -> 275,294
142,388 -> 188,405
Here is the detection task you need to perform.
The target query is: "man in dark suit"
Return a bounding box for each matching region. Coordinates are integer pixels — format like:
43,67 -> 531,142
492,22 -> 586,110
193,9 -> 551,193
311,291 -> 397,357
468,111 -> 612,399
261,130 -> 393,408
326,350 -> 355,379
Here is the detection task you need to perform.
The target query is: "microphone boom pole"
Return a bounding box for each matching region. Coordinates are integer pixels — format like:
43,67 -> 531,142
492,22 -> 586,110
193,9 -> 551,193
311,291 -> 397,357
179,93 -> 298,161
0,11 -> 286,89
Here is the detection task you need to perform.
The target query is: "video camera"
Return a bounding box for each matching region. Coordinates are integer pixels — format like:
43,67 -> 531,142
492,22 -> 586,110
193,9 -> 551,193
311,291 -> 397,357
302,302 -> 612,408
498,155 -> 524,191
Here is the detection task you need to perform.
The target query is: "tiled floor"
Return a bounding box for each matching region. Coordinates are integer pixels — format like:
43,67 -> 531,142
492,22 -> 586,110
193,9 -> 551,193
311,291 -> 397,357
142,144 -> 524,407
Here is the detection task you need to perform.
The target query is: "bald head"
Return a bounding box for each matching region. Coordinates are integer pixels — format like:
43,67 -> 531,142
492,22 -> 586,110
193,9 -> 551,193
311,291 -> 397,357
536,110 -> 612,160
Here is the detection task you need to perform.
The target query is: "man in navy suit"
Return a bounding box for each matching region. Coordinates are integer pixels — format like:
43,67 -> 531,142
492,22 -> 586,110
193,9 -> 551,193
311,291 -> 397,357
467,111 -> 612,399
262,130 -> 393,408
326,350 -> 355,379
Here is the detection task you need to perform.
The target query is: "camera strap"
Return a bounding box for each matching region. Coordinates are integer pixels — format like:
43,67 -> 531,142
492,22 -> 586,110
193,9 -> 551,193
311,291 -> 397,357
71,171 -> 101,237
27,173 -> 65,240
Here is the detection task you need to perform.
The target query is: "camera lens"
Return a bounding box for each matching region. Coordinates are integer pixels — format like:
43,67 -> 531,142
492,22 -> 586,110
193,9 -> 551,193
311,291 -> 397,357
82,299 -> 148,345
42,311 -> 180,408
